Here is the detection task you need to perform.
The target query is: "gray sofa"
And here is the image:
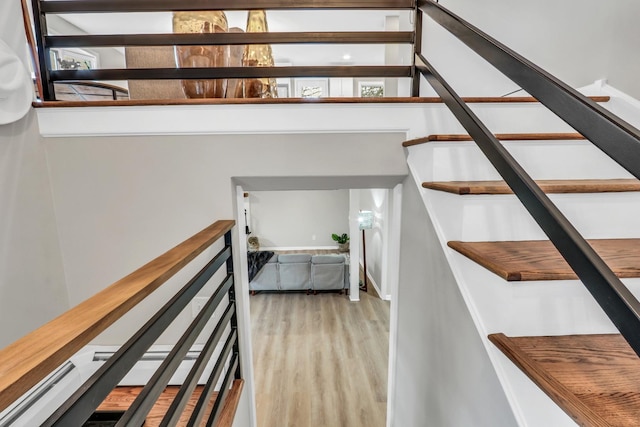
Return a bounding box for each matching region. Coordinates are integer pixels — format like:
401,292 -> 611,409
249,254 -> 349,293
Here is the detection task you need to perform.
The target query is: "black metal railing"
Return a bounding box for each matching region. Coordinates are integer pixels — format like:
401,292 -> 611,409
40,227 -> 241,426
28,0 -> 416,101
416,0 -> 640,356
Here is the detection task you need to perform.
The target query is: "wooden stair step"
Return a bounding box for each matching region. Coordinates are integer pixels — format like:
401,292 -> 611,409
403,132 -> 585,147
422,179 -> 640,195
448,239 -> 640,281
489,333 -> 640,426
456,95 -> 609,104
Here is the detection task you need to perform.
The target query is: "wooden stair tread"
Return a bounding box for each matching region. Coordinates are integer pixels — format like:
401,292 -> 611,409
422,179 -> 640,195
448,239 -> 640,281
489,333 -> 640,426
456,95 -> 609,104
403,132 -> 585,147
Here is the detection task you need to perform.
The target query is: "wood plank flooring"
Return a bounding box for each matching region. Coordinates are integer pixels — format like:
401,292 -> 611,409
448,239 -> 640,281
250,290 -> 389,427
489,333 -> 640,426
422,179 -> 640,195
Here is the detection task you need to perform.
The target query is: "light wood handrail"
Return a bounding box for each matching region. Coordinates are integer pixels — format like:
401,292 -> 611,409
0,219 -> 235,413
217,380 -> 245,427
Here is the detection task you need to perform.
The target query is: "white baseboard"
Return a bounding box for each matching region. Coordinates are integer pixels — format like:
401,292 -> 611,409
361,263 -> 391,300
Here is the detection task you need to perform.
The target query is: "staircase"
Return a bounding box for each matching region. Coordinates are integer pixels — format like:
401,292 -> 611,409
404,89 -> 640,426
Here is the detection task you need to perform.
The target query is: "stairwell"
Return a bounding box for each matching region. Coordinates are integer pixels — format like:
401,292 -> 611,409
401,86 -> 640,426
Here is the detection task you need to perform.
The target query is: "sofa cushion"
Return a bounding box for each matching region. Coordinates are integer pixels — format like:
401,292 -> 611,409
250,262 -> 279,291
278,254 -> 312,264
312,263 -> 345,290
311,255 -> 345,265
278,254 -> 311,290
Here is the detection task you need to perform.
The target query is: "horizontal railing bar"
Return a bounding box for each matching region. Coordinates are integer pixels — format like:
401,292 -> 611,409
0,220 -> 234,414
420,0 -> 640,181
159,305 -> 236,427
41,0 -> 414,13
42,249 -> 232,426
50,65 -> 412,81
46,31 -> 414,48
117,278 -> 235,427
416,52 -> 640,357
207,352 -> 239,427
188,331 -> 238,427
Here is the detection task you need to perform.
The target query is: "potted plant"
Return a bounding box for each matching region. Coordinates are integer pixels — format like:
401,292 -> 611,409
332,233 -> 350,252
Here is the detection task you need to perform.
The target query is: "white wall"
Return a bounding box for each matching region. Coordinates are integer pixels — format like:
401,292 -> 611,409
248,189 -> 349,248
44,132 -> 406,342
426,0 -> 640,98
0,5 -> 69,348
390,177 -> 517,426
43,131 -> 403,427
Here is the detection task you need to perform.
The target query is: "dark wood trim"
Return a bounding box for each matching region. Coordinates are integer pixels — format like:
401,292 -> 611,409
50,65 -> 412,81
41,0 -> 414,13
32,95 -> 610,109
32,97 -> 446,108
46,31 -> 414,48
488,333 -> 610,427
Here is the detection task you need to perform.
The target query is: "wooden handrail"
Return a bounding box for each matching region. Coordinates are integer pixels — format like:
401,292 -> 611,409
32,96 -> 611,109
0,220 -> 234,413
217,380 -> 245,427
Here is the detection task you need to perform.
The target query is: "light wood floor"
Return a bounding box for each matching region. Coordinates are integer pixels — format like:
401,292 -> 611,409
250,288 -> 390,427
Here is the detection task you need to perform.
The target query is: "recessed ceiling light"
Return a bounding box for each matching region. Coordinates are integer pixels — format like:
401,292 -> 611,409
342,54 -> 351,61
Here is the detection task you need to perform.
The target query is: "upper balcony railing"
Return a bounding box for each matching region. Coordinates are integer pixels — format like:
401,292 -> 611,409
25,0 -> 417,102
